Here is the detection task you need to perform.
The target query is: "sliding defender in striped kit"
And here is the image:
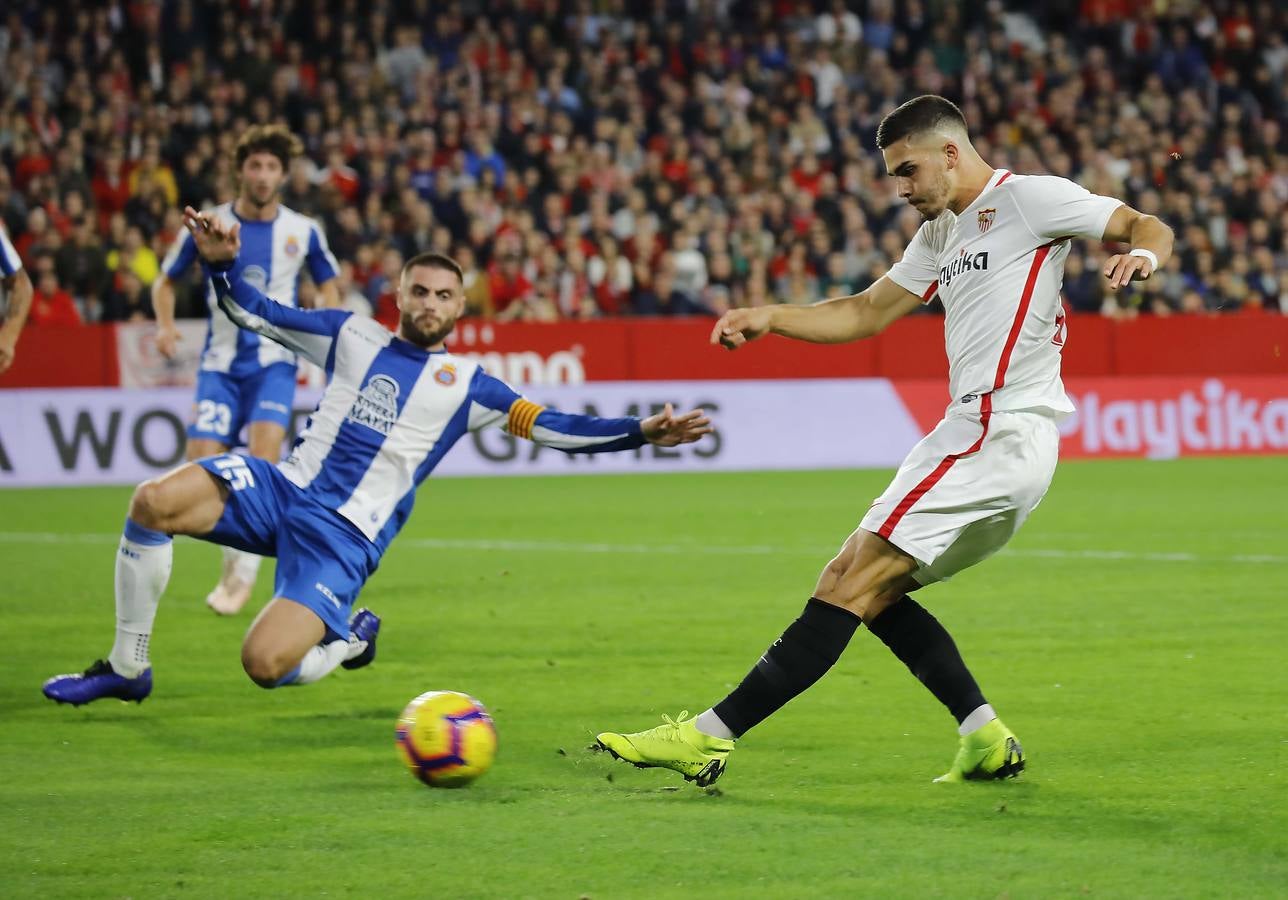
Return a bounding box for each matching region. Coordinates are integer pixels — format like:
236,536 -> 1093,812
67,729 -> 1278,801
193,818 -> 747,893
43,210 -> 712,707
153,125 -> 342,618
597,94 -> 1174,787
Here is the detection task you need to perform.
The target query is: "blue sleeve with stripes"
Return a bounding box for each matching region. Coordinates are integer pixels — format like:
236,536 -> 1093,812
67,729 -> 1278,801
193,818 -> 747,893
0,229 -> 21,276
306,223 -> 341,285
206,261 -> 351,370
466,369 -> 645,453
162,231 -> 198,279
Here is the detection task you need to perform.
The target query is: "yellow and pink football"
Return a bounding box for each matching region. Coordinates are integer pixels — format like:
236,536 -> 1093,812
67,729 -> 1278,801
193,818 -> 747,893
395,690 -> 498,788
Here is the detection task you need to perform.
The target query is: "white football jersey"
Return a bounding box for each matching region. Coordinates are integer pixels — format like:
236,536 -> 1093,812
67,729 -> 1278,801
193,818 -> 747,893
161,202 -> 339,376
887,169 -> 1122,415
208,265 -> 644,552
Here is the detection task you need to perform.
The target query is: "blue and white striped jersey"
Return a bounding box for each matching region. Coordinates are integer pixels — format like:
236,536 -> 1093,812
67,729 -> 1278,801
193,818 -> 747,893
0,226 -> 21,276
162,203 -> 339,377
207,262 -> 645,554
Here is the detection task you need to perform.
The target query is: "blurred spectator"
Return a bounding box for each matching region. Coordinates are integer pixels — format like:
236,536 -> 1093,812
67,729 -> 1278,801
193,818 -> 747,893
453,245 -> 492,318
587,235 -> 632,316
489,243 -> 535,319
0,0 -> 1282,326
1062,252 -> 1104,314
106,225 -> 160,291
331,261 -> 375,318
102,270 -> 154,322
635,271 -> 714,317
55,216 -> 108,308
127,138 -> 179,208
28,254 -> 81,327
367,247 -> 405,331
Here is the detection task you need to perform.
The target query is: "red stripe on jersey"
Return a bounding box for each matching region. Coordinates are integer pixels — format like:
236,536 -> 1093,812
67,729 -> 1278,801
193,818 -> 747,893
921,280 -> 939,304
995,170 -> 1012,186
992,242 -> 1055,391
878,393 -> 993,541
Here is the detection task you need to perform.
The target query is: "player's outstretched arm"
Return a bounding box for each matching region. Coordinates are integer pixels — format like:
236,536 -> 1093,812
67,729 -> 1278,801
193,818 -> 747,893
711,276 -> 923,350
1099,204 -> 1174,291
181,207 -> 350,369
464,369 -> 712,453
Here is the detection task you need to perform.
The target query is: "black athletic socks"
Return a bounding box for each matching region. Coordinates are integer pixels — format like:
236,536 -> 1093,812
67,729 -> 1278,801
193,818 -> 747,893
865,596 -> 986,724
712,598 -> 861,737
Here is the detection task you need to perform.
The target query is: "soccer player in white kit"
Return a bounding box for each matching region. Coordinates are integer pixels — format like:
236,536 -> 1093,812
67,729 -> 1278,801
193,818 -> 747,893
43,209 -> 712,707
153,125 -> 341,617
597,95 -> 1175,786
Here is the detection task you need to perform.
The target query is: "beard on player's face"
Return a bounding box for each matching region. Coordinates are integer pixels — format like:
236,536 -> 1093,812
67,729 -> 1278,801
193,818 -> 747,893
399,306 -> 458,348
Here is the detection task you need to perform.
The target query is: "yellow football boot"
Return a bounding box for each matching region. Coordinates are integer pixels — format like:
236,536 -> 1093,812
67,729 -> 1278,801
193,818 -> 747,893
934,719 -> 1025,783
595,711 -> 733,787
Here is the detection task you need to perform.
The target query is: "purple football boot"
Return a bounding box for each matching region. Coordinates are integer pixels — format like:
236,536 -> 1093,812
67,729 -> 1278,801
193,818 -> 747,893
43,659 -> 152,706
341,608 -> 381,670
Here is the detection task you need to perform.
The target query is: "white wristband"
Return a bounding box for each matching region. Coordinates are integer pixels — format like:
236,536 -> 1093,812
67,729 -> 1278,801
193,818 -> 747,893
1129,248 -> 1158,271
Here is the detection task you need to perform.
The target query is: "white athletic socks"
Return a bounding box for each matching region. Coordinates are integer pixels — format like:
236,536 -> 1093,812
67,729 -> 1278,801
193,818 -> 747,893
108,520 -> 173,678
695,708 -> 737,741
224,546 -> 262,585
281,640 -> 351,686
958,703 -> 998,736
278,635 -> 368,686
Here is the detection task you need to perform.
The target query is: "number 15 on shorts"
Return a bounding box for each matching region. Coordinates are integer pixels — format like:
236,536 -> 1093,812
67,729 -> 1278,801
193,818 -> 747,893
212,456 -> 256,491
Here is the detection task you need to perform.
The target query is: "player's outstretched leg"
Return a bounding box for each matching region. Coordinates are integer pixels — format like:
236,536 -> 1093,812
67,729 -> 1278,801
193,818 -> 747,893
242,600 -> 380,688
595,711 -> 734,787
44,465 -> 226,706
596,531 -> 915,784
206,547 -> 261,616
866,595 -> 1025,782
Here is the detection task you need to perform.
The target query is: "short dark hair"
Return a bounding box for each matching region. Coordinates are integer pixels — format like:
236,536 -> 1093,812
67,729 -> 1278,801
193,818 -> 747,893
234,124 -> 302,171
876,95 -> 968,149
401,251 -> 464,284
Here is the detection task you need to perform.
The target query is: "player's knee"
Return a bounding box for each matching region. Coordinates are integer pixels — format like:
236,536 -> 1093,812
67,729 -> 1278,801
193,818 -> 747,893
241,645 -> 289,688
858,591 -> 902,623
814,580 -> 870,618
128,479 -> 170,529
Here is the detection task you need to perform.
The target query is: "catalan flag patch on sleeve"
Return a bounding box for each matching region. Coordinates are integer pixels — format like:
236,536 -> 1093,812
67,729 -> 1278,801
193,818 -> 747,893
506,399 -> 546,439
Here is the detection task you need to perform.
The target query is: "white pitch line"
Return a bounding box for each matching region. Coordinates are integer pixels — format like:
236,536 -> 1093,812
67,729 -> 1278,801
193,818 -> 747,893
0,532 -> 1283,566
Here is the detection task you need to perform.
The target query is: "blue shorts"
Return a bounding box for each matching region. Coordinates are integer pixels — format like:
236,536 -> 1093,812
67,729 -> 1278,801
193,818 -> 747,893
188,362 -> 297,445
196,455 -> 381,639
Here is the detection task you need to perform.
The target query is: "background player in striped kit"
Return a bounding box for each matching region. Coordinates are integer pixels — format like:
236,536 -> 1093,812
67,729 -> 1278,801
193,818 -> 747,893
0,223 -> 32,375
153,125 -> 341,617
43,208 -> 712,706
597,95 -> 1174,787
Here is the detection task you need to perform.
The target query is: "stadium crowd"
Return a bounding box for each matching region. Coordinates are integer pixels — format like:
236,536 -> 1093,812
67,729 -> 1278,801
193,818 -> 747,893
0,0 -> 1285,329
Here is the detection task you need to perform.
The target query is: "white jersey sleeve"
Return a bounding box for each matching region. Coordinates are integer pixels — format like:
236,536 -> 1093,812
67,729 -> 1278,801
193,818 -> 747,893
208,262 -> 351,371
886,222 -> 942,303
1010,175 -> 1123,242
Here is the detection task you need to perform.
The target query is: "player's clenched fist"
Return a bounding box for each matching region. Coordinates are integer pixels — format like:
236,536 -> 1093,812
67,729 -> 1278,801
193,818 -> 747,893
710,307 -> 774,350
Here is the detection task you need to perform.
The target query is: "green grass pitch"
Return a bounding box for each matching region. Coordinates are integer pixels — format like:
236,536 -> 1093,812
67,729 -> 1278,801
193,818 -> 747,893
2,458 -> 1286,898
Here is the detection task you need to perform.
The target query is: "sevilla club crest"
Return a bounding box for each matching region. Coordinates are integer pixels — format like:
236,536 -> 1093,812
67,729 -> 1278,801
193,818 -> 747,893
977,208 -> 996,233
